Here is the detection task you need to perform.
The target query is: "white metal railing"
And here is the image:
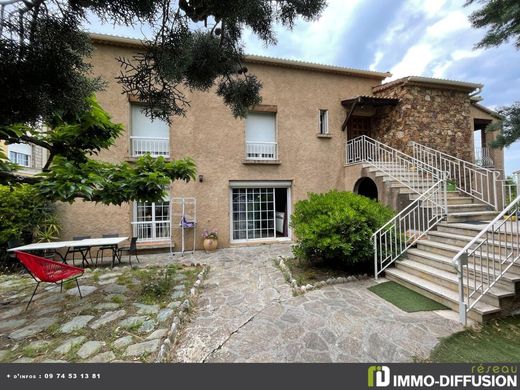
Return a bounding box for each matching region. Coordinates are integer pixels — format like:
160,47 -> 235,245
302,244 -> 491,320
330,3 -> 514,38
131,136 -> 169,158
246,141 -> 277,160
499,179 -> 519,208
131,221 -> 171,242
373,181 -> 447,276
411,142 -> 500,210
454,195 -> 520,324
346,136 -> 448,277
346,135 -> 447,193
475,147 -> 494,167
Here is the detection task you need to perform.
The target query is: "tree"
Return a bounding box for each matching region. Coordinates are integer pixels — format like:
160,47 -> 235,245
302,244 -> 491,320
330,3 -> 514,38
466,0 -> 520,49
2,95 -> 197,204
466,0 -> 520,149
0,0 -> 325,203
486,102 -> 520,148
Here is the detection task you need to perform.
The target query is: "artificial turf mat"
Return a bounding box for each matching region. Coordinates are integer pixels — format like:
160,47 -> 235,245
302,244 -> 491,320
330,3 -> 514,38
368,281 -> 448,312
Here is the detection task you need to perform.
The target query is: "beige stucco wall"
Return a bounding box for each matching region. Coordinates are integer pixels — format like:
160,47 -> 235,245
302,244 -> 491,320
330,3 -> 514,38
470,104 -> 504,176
57,42 -> 382,248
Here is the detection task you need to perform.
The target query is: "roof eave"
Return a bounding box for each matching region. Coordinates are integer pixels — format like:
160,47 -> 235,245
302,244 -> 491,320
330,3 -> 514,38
89,33 -> 392,80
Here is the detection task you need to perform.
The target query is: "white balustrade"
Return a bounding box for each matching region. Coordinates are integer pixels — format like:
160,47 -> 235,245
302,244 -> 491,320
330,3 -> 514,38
131,137 -> 170,158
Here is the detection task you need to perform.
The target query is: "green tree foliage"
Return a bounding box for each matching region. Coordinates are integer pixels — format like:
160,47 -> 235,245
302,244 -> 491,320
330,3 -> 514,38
0,0 -> 324,201
290,191 -> 394,271
0,184 -> 56,270
466,0 -> 520,49
486,102 -> 520,148
2,95 -> 196,204
1,0 -> 325,125
466,1 -> 520,148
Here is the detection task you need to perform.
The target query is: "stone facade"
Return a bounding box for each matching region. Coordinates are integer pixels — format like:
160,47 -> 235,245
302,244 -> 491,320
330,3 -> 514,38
372,82 -> 474,161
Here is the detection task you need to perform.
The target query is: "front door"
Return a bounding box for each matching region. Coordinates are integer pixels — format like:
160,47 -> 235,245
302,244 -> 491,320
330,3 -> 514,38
348,116 -> 372,138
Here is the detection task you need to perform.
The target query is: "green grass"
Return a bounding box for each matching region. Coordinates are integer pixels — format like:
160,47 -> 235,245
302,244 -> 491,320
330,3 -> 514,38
429,316 -> 520,362
368,281 -> 448,312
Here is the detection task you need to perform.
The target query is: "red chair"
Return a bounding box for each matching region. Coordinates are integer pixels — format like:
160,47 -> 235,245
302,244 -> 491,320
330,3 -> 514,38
16,251 -> 85,310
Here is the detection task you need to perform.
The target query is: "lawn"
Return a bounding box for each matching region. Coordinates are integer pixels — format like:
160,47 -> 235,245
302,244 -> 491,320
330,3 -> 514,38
429,316 -> 520,362
368,281 -> 448,312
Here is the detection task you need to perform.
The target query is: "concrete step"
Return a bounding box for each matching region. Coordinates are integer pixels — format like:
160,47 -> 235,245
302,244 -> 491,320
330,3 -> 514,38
406,246 -> 520,290
447,203 -> 491,213
437,221 -> 488,238
447,196 -> 477,205
447,211 -> 499,223
384,268 -> 501,322
428,231 -> 520,266
395,259 -> 515,307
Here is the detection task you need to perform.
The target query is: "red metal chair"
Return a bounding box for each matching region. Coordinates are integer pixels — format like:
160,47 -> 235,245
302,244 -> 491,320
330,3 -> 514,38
16,251 -> 85,310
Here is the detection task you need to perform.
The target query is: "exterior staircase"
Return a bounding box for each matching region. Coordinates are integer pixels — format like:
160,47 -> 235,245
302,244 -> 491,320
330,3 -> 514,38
346,136 -> 520,323
383,192 -> 518,323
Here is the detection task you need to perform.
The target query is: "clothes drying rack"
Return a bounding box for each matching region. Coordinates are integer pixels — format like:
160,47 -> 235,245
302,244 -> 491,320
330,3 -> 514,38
171,197 -> 196,256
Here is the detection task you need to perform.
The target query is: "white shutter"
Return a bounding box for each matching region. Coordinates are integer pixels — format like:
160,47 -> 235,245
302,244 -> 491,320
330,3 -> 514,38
131,105 -> 169,138
245,112 -> 276,142
8,143 -> 32,155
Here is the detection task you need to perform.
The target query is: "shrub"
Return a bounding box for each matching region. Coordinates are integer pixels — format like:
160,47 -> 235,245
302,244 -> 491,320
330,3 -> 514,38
290,190 -> 394,272
0,184 -> 57,271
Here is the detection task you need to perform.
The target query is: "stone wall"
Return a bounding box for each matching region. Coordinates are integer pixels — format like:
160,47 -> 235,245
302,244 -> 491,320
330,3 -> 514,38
372,83 -> 473,161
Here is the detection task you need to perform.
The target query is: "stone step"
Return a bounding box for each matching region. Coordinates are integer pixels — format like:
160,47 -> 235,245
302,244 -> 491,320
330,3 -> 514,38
406,247 -> 520,290
395,259 -> 515,307
447,203 -> 491,213
384,268 -> 501,322
436,222 -> 488,238
447,197 -> 476,205
447,211 -> 499,223
428,231 -> 520,266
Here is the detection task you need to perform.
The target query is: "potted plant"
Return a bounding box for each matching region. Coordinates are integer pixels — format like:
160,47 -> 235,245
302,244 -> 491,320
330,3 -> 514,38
202,229 -> 218,252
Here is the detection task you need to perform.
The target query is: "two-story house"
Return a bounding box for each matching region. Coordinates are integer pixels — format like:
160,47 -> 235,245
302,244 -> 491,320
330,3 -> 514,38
54,33 -> 504,257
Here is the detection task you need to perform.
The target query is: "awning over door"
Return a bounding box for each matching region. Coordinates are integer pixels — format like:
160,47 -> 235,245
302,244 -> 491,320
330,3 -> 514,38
341,95 -> 399,131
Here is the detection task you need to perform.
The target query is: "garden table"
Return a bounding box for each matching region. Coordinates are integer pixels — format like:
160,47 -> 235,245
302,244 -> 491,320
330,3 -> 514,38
8,237 -> 128,267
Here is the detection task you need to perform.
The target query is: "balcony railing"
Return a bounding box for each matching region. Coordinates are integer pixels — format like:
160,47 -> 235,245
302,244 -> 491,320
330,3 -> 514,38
245,141 -> 277,160
131,221 -> 171,242
474,147 -> 494,167
131,136 -> 169,158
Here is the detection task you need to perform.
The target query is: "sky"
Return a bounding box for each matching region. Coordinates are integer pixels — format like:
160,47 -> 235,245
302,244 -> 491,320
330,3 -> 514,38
87,0 -> 520,175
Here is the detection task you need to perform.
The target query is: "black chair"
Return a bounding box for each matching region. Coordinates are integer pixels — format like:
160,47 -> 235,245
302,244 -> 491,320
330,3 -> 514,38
117,237 -> 140,267
95,233 -> 120,267
65,236 -> 92,266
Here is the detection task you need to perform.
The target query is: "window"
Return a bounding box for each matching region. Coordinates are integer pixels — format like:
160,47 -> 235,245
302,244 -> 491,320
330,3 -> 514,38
132,195 -> 171,242
245,112 -> 277,160
319,109 -> 329,134
8,143 -> 32,167
231,185 -> 290,242
130,104 -> 170,157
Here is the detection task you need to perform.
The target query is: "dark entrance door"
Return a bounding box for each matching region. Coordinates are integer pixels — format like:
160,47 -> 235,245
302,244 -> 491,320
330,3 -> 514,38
348,116 -> 372,138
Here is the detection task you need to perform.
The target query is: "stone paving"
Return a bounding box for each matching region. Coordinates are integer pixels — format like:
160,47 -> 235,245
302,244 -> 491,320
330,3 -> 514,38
0,256 -> 202,363
1,245 -> 464,363
171,244 -> 464,363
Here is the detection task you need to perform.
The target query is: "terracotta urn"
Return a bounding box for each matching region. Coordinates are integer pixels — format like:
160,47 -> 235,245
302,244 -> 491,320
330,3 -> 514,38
203,238 -> 218,252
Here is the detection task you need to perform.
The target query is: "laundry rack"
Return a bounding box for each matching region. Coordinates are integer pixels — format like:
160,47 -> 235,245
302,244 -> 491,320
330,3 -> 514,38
171,197 -> 196,256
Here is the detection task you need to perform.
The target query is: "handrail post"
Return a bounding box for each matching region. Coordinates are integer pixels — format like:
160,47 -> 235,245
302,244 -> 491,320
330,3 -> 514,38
373,235 -> 378,279
456,254 -> 468,326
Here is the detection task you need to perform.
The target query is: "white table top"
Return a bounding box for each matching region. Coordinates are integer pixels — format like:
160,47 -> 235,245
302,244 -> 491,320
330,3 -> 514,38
8,237 -> 129,252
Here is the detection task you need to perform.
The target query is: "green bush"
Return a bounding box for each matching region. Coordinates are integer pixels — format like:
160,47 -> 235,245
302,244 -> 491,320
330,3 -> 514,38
290,190 -> 394,272
0,184 -> 57,271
